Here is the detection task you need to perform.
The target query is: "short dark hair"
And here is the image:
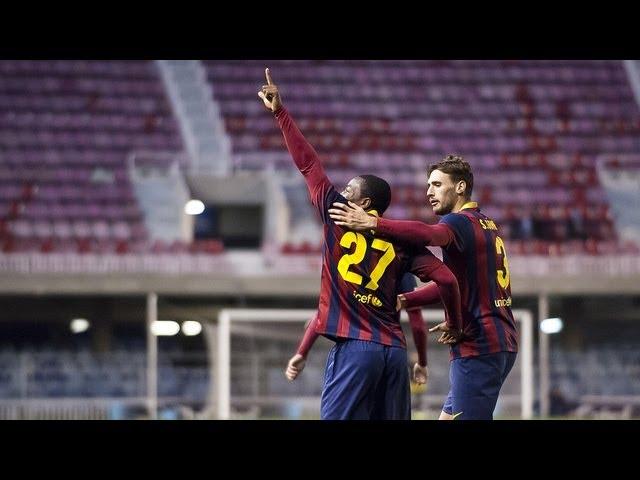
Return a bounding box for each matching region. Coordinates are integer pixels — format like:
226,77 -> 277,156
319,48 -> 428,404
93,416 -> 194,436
357,174 -> 391,215
428,154 -> 474,198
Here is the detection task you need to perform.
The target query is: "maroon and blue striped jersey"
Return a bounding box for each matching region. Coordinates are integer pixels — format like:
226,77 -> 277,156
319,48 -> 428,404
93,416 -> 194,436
376,203 -> 518,359
275,107 -> 454,348
439,204 -> 518,358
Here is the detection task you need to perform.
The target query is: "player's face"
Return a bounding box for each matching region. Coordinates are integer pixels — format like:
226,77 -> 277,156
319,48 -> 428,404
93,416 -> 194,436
427,169 -> 457,215
341,177 -> 369,208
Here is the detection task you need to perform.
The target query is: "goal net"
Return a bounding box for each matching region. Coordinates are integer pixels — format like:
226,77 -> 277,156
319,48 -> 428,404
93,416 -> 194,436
215,308 -> 533,419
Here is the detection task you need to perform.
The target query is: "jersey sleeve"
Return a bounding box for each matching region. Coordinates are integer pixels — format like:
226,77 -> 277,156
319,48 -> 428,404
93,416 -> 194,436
375,218 -> 455,248
275,107 -> 341,224
296,311 -> 320,357
407,249 -> 445,281
408,250 -> 463,330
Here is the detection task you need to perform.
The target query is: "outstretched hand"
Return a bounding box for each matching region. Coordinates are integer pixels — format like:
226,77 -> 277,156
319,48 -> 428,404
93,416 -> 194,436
328,201 -> 377,230
258,67 -> 282,113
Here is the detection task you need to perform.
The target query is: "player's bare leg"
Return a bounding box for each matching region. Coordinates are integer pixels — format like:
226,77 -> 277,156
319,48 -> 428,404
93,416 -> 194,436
439,411 -> 454,420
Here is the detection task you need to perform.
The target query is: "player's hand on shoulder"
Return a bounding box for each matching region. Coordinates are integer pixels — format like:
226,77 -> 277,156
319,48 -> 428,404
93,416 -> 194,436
285,353 -> 306,381
258,67 -> 282,113
328,201 -> 376,230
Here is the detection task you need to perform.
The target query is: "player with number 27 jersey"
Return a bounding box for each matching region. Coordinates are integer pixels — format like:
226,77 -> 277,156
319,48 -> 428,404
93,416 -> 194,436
275,106 -> 462,348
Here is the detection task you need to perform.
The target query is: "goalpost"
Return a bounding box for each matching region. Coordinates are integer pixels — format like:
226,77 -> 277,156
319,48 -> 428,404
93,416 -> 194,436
216,308 -> 533,420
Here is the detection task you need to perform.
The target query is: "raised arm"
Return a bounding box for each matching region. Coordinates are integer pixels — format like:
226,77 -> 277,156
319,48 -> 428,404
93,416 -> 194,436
328,201 -> 456,248
259,68 -> 333,213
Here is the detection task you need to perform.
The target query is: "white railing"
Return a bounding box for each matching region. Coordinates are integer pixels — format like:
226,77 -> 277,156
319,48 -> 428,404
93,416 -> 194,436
572,395 -> 640,419
2,252 -> 640,277
508,255 -> 640,277
0,397 -> 184,420
0,253 -> 231,274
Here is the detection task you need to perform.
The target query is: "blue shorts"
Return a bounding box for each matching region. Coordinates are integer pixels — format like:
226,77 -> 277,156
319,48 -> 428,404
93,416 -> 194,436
320,339 -> 410,420
442,351 -> 517,420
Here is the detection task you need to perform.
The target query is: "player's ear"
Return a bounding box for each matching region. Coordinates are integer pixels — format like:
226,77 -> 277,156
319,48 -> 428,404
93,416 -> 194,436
361,197 -> 372,210
455,180 -> 467,195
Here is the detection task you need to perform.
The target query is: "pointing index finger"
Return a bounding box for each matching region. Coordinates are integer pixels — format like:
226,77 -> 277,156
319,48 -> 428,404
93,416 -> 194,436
265,67 -> 274,85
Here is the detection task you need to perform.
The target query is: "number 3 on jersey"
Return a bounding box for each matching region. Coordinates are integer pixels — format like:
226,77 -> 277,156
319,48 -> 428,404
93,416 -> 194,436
337,232 -> 396,291
495,236 -> 510,289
